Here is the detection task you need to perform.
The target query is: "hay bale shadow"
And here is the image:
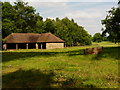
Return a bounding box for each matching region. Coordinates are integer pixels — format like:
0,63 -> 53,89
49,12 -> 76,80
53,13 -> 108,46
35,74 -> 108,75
92,47 -> 120,60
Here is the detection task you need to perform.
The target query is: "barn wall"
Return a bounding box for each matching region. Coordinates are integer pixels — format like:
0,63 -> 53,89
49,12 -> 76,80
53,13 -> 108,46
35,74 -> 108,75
46,43 -> 64,49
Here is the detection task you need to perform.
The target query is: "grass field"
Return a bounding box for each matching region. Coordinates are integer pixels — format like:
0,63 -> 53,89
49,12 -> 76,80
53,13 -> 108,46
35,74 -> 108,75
2,42 -> 120,88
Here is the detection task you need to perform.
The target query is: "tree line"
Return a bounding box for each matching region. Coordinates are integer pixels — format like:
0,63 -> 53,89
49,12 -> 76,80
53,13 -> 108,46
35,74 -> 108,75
2,2 -> 92,46
2,1 -> 119,45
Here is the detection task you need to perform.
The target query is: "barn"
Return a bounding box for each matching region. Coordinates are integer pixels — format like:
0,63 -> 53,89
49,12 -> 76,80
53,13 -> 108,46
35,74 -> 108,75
3,33 -> 65,50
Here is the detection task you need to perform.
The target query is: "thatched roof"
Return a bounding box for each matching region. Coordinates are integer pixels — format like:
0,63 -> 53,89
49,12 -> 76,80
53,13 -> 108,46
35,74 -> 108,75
4,33 -> 65,43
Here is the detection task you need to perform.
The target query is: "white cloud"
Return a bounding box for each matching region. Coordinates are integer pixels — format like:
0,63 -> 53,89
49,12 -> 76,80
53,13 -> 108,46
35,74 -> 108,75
1,0 -> 117,2
65,11 -> 103,19
1,1 -> 118,35
34,2 -> 67,10
28,2 -> 67,8
0,0 -> 69,2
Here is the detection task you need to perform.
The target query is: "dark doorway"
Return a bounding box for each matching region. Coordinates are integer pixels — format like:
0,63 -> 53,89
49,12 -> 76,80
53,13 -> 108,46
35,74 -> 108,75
28,43 -> 36,49
42,43 -> 46,49
38,43 -> 42,49
7,43 -> 16,49
38,43 -> 46,49
18,43 -> 26,49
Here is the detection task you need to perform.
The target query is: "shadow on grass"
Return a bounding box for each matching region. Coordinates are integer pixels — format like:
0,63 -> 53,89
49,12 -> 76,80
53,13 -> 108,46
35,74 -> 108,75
67,49 -> 85,56
2,51 -> 59,62
2,69 -> 56,88
2,47 -> 120,62
2,49 -> 85,62
2,69 -> 86,88
2,69 -> 97,88
93,47 -> 120,60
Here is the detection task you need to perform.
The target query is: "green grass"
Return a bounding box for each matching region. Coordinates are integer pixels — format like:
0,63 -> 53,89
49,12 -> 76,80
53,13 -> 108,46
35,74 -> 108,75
2,41 -> 120,88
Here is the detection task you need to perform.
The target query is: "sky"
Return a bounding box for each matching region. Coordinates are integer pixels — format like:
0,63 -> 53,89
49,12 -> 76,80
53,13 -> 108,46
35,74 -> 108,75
1,0 -> 119,35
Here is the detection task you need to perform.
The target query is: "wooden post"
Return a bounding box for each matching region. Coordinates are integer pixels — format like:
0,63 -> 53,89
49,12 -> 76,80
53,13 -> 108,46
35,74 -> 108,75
16,44 -> 18,49
41,44 -> 42,49
36,43 -> 38,49
26,43 -> 28,49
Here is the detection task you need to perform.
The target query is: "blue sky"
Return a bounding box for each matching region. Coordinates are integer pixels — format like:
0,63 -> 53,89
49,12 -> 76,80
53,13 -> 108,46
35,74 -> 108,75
1,0 -> 118,35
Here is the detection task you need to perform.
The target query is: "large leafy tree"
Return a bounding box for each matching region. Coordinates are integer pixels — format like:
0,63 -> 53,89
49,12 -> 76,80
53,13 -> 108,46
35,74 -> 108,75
0,2 -> 2,40
2,1 -> 92,46
101,1 -> 120,43
2,2 -> 16,38
92,33 -> 103,42
2,2 -> 43,38
13,2 -> 43,33
53,17 -> 92,46
44,18 -> 56,33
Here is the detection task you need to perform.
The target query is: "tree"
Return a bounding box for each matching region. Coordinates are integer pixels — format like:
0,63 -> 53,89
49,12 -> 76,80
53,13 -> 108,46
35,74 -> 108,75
92,33 -> 103,42
2,2 -> 44,38
2,1 -> 92,46
13,2 -> 43,33
101,1 -> 120,43
0,2 -> 1,22
54,17 -> 92,46
2,2 -> 16,38
36,19 -> 45,33
102,36 -> 108,41
44,18 -> 55,33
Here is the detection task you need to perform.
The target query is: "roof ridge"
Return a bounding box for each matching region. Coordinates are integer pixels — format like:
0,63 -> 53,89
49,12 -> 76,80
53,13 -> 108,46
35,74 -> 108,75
4,34 -> 13,40
11,33 -> 40,34
11,32 -> 52,35
4,33 -> 65,43
50,33 -> 63,40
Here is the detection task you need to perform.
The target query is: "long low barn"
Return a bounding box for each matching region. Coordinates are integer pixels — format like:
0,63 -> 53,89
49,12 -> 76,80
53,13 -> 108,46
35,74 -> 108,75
3,33 -> 65,50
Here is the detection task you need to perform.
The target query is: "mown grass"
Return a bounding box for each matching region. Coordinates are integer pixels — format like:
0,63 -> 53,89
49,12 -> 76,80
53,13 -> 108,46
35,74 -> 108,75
2,41 -> 120,88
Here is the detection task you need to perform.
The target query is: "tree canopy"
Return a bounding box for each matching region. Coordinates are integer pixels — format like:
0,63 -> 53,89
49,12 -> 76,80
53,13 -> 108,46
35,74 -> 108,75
2,1 -> 92,46
92,33 -> 103,42
101,1 -> 120,43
